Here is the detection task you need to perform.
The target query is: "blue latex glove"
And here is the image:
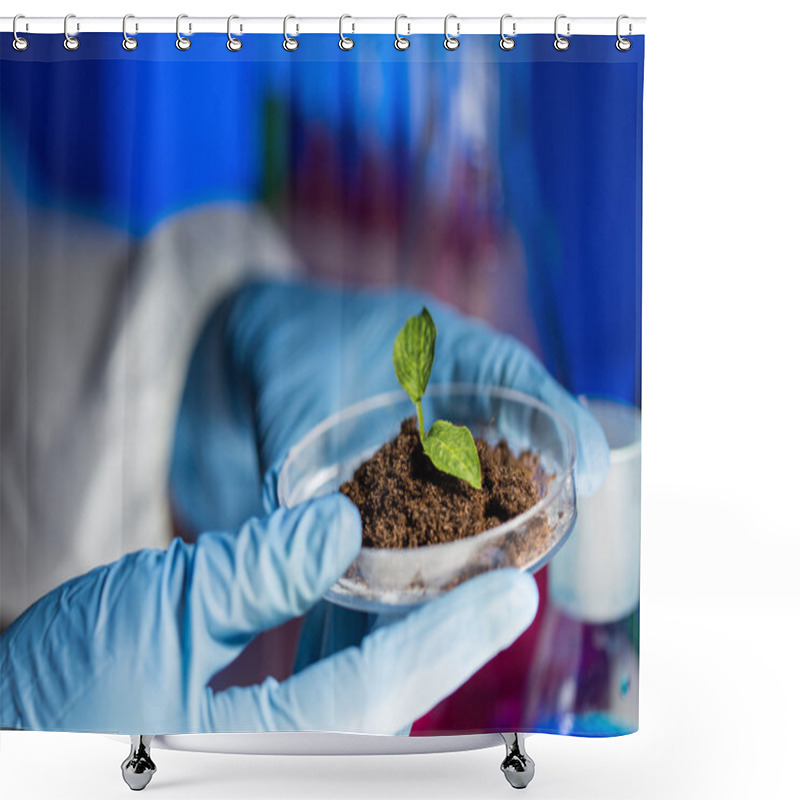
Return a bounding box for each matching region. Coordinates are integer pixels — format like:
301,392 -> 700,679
0,495 -> 539,733
170,280 -> 609,537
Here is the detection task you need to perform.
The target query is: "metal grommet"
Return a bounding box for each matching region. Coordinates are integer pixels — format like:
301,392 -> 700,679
394,14 -> 410,50
122,14 -> 138,50
499,13 -> 516,51
283,15 -> 299,51
553,14 -> 570,51
227,15 -> 242,51
12,15 -> 29,51
443,13 -> 460,51
616,14 -> 632,51
339,14 -> 354,51
176,14 -> 191,50
63,13 -> 79,51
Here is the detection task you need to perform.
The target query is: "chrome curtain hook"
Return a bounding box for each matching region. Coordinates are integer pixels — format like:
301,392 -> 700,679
176,14 -> 191,50
616,14 -> 632,51
63,13 -> 79,51
12,14 -> 29,52
444,14 -> 460,51
283,15 -> 299,51
339,14 -> 354,51
227,15 -> 242,51
554,14 -> 570,51
122,14 -> 138,51
499,14 -> 516,51
394,14 -> 410,50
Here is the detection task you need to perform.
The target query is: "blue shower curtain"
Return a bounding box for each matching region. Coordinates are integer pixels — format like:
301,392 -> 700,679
1,31 -> 643,738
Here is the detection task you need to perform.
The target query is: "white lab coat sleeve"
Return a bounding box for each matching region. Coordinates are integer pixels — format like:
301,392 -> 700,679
0,176 -> 300,628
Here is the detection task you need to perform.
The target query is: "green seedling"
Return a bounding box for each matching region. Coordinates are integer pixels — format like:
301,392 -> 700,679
393,308 -> 482,490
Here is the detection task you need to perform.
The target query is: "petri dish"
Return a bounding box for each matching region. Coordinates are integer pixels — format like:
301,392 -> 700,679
278,384 -> 577,613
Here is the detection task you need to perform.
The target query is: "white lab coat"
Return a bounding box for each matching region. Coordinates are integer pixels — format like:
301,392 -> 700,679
0,171 -> 299,628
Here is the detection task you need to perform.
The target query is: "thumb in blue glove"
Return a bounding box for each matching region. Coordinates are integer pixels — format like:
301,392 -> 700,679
0,494 -> 538,734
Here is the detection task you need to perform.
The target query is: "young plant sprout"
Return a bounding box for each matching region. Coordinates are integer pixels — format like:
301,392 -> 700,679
393,308 -> 482,490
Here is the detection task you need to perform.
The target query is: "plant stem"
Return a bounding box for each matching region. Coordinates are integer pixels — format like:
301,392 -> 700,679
415,400 -> 425,437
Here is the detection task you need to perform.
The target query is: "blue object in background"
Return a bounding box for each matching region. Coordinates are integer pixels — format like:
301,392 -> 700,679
500,58 -> 643,404
0,33 -> 642,404
1,41 -> 267,232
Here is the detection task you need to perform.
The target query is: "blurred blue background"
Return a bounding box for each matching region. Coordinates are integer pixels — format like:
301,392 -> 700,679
1,33 -> 643,405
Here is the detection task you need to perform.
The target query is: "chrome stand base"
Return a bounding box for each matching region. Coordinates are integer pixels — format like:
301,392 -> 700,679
118,732 -> 530,790
500,733 -> 535,789
121,735 -> 156,791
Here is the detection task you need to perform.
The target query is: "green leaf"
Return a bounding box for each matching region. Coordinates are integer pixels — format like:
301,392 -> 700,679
393,307 -> 436,404
422,420 -> 482,490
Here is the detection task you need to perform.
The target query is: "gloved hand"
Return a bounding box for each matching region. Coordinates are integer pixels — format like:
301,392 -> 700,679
170,280 -> 609,537
0,494 -> 539,733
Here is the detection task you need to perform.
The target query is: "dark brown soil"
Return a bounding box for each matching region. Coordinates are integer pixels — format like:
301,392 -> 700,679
340,417 -> 549,549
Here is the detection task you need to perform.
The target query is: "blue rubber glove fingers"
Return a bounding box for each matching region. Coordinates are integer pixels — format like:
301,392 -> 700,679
0,494 -> 361,733
204,569 -> 539,734
188,495 -> 361,672
0,561 -> 128,730
261,457 -> 284,514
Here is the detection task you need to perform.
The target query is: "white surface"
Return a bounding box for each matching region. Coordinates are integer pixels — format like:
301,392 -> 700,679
2,0 -> 799,798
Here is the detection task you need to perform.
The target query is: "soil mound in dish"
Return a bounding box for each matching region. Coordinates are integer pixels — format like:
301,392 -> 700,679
340,417 -> 547,548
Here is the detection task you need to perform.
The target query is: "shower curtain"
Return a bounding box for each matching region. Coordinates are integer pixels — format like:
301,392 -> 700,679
0,26 -> 643,739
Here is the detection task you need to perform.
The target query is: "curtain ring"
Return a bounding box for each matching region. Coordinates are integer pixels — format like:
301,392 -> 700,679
227,15 -> 242,51
443,14 -> 460,51
122,15 -> 138,51
63,13 -> 79,51
616,15 -> 632,51
12,15 -> 29,51
553,14 -> 570,51
394,14 -> 410,51
283,15 -> 299,51
499,14 -> 516,51
176,14 -> 191,50
339,14 -> 354,51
